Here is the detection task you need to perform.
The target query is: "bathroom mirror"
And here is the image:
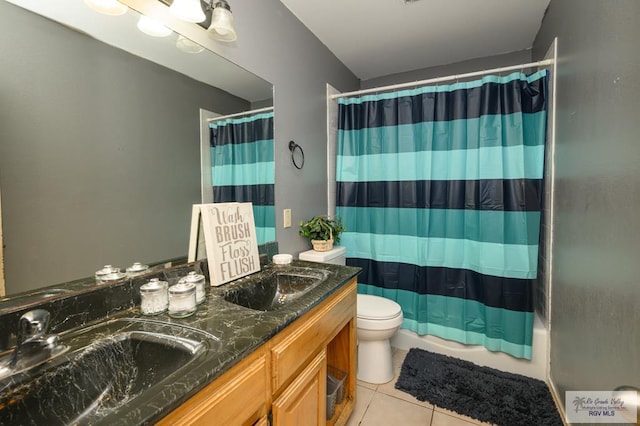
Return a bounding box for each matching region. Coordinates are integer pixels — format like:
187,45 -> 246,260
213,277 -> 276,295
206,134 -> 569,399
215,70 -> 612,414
0,0 -> 274,299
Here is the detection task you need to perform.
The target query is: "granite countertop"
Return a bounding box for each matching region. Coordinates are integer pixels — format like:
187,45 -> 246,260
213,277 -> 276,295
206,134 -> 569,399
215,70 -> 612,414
0,260 -> 360,425
136,260 -> 360,424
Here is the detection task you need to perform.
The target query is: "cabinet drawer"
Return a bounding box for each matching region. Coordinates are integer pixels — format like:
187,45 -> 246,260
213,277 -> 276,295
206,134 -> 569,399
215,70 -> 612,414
159,349 -> 268,426
270,281 -> 356,393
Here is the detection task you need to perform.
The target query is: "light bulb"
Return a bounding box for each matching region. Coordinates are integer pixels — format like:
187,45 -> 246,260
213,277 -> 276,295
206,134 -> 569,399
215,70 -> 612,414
208,7 -> 237,42
169,0 -> 206,23
137,16 -> 172,37
84,0 -> 128,16
176,36 -> 204,54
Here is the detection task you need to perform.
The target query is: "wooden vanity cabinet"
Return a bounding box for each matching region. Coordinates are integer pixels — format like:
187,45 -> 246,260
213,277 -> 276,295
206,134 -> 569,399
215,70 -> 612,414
159,278 -> 357,426
270,278 -> 357,426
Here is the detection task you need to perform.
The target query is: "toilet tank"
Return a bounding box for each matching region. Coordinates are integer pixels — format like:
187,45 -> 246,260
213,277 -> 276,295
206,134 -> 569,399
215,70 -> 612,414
298,246 -> 346,265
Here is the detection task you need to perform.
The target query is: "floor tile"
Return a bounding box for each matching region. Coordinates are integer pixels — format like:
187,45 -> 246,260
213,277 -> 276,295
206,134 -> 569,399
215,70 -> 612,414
431,410 -> 480,426
346,385 -> 376,426
359,392 -> 433,426
433,407 -> 487,425
377,379 -> 433,408
392,347 -> 408,369
377,351 -> 433,408
357,379 -> 378,391
346,347 -> 497,426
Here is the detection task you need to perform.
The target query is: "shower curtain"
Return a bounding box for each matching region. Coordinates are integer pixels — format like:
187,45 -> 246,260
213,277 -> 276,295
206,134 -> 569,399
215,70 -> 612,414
209,111 -> 275,245
336,71 -> 548,359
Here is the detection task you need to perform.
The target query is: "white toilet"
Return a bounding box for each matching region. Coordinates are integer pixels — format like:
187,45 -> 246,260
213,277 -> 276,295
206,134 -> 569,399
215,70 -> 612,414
356,294 -> 403,384
299,247 -> 403,384
298,246 -> 347,265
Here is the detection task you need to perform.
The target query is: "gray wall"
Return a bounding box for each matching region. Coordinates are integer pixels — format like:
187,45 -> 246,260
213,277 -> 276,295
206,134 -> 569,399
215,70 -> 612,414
360,50 -> 532,89
191,1 -> 360,256
0,2 -> 248,293
533,0 -> 640,413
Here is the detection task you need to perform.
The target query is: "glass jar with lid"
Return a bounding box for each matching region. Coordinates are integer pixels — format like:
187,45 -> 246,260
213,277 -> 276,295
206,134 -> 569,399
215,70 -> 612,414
178,271 -> 206,304
139,278 -> 168,315
126,262 -> 150,277
168,282 -> 197,318
95,265 -> 126,282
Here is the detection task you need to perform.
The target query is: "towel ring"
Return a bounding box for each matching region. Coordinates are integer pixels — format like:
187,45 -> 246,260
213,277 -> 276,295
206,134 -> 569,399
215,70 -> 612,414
289,140 -> 304,169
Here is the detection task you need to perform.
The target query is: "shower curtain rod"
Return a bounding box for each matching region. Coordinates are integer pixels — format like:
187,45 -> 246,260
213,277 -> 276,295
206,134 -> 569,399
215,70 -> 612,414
207,106 -> 274,123
330,59 -> 554,100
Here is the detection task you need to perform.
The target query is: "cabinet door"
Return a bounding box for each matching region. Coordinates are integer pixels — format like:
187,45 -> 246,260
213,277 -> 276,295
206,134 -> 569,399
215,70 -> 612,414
272,350 -> 326,426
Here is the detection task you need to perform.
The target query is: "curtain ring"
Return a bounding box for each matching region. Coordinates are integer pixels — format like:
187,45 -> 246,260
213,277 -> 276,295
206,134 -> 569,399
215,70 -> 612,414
288,140 -> 304,169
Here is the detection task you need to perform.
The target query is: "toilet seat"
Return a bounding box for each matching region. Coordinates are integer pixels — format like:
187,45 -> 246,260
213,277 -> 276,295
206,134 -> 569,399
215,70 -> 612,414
357,294 -> 402,320
357,313 -> 403,331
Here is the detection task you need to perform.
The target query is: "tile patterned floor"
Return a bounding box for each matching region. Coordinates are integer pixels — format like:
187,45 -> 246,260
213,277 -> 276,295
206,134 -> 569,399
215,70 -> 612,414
346,348 -> 494,426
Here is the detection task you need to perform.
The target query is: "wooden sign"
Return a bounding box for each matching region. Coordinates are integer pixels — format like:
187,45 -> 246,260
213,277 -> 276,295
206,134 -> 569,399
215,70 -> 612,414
188,203 -> 260,286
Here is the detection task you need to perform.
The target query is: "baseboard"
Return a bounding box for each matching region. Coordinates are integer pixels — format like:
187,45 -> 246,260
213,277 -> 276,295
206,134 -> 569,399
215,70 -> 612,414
547,376 -> 568,425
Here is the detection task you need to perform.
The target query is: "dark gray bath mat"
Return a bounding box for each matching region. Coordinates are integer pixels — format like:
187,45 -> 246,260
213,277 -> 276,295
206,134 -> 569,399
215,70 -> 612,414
395,348 -> 563,426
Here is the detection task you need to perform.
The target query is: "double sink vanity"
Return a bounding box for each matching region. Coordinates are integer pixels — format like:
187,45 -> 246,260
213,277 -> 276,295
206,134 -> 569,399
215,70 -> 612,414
0,258 -> 360,425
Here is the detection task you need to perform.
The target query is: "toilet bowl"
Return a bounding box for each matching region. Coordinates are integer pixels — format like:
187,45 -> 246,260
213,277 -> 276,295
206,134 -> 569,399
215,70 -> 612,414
357,294 -> 403,384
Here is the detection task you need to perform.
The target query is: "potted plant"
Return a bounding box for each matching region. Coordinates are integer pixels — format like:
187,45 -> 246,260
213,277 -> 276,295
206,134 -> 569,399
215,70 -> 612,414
299,215 -> 346,252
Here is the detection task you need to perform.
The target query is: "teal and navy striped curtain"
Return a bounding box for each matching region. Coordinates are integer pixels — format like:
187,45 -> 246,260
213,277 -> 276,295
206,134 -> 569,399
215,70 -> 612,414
336,71 -> 548,359
209,111 -> 275,244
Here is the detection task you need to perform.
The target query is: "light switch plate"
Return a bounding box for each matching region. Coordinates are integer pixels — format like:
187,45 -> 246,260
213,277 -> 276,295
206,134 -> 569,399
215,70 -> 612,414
283,209 -> 292,228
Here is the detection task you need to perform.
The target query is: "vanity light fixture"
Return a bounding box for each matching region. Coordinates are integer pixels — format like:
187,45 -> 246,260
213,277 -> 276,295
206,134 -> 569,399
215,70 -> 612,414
137,16 -> 173,37
157,0 -> 238,42
84,0 -> 128,16
169,0 -> 206,23
207,0 -> 237,42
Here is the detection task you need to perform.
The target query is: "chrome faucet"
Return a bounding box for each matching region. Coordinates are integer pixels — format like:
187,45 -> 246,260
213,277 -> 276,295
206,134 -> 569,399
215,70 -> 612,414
12,309 -> 59,360
1,309 -> 64,375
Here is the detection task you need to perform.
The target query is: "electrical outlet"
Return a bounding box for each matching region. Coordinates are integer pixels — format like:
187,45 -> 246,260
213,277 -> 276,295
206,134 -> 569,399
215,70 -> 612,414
283,209 -> 292,228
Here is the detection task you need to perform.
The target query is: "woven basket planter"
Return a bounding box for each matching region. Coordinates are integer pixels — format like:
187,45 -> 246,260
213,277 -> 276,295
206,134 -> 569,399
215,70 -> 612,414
311,238 -> 334,252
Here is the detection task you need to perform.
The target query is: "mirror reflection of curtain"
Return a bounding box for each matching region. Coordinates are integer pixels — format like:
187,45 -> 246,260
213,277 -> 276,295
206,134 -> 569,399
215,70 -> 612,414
209,111 -> 275,244
336,71 -> 549,359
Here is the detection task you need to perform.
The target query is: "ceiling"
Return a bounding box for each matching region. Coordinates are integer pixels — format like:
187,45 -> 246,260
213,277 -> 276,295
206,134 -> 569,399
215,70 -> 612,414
280,0 -> 550,81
